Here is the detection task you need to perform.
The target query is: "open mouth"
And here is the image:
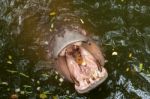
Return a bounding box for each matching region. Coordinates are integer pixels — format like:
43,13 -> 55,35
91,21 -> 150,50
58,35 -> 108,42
50,27 -> 108,93
59,41 -> 108,93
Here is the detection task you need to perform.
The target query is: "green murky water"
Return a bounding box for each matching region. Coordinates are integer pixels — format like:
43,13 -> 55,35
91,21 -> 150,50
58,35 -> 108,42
0,0 -> 150,98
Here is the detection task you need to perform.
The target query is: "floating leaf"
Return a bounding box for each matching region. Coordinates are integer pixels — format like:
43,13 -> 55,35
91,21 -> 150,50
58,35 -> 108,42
23,85 -> 31,88
94,2 -> 99,9
59,83 -> 62,86
49,28 -> 52,32
80,19 -> 84,24
59,78 -> 64,83
25,91 -> 32,95
6,69 -> 17,74
112,51 -> 118,56
37,80 -> 40,84
55,71 -> 58,75
55,75 -> 58,80
8,55 -> 12,59
41,73 -> 49,81
139,63 -> 143,72
53,96 -> 58,99
51,23 -> 54,28
7,88 -> 10,91
65,97 -> 69,99
22,48 -> 25,51
40,92 -> 47,99
7,60 -> 12,64
41,73 -> 49,77
15,88 -> 20,93
126,67 -> 129,72
133,65 -> 138,72
1,82 -> 8,85
20,91 -> 25,95
37,87 -> 41,91
19,73 -> 29,78
128,53 -> 132,58
50,12 -> 56,16
66,90 -> 69,94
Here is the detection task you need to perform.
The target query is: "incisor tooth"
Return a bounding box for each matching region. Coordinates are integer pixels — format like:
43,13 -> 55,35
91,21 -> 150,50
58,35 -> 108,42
89,78 -> 94,83
83,79 -> 88,85
97,70 -> 104,78
93,70 -> 99,77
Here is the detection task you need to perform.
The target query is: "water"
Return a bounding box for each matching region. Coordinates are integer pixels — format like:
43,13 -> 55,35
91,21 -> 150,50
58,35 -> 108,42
0,0 -> 150,98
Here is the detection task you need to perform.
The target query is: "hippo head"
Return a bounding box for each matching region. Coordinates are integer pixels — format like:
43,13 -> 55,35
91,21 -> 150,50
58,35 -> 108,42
50,27 -> 108,94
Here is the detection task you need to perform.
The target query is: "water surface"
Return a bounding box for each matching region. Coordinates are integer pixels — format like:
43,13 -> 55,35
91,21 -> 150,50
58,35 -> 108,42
0,0 -> 150,98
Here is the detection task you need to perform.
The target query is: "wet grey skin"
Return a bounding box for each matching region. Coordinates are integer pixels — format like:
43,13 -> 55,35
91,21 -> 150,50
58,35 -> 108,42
52,28 -> 88,59
50,27 -> 108,94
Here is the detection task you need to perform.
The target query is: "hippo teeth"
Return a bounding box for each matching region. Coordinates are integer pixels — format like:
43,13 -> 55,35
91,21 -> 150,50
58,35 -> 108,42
75,69 -> 102,87
75,67 -> 108,94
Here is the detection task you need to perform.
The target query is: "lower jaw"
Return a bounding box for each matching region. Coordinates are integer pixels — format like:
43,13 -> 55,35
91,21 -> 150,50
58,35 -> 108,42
74,67 -> 108,94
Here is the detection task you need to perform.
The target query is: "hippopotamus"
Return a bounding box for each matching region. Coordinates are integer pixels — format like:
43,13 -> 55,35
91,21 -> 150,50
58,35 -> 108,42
47,0 -> 108,94
47,23 -> 108,94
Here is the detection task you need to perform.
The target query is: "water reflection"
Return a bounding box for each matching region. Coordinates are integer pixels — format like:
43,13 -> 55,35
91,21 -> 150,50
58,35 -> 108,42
0,0 -> 150,98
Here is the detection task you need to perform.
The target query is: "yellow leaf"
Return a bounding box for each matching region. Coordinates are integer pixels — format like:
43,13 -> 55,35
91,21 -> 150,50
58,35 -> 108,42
37,80 -> 40,84
112,51 -> 118,56
128,53 -> 132,58
40,93 -> 47,99
139,63 -> 143,72
8,55 -> 12,59
80,19 -> 84,24
126,68 -> 129,72
53,96 -> 58,99
51,23 -> 54,28
50,12 -> 56,16
7,61 -> 12,64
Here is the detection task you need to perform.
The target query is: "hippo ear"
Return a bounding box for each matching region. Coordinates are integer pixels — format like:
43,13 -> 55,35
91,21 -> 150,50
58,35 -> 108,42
55,56 -> 73,83
82,41 -> 105,67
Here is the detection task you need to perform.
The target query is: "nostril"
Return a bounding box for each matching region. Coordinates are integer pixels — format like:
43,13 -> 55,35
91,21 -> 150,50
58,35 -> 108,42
88,42 -> 91,45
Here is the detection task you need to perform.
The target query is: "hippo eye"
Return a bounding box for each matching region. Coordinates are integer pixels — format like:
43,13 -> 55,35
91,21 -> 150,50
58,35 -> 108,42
82,41 -> 88,43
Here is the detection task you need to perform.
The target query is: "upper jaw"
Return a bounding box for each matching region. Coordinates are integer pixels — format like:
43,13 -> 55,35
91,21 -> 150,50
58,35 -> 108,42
51,29 -> 88,59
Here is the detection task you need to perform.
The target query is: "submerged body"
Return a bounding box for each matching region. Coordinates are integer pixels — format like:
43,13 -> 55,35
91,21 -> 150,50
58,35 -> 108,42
47,0 -> 108,94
